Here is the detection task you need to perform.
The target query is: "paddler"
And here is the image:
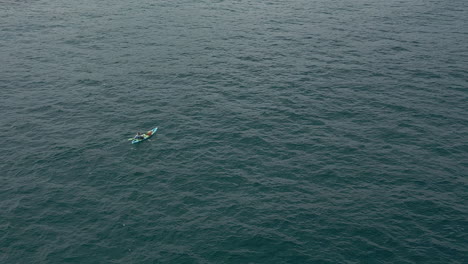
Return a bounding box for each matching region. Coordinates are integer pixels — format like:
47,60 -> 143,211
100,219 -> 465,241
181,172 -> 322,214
134,132 -> 144,140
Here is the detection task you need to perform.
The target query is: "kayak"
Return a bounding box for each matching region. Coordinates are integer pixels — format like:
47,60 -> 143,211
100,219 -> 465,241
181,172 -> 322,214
131,127 -> 158,144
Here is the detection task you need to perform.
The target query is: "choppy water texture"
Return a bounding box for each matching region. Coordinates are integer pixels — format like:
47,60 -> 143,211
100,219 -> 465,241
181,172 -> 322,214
1,0 -> 467,263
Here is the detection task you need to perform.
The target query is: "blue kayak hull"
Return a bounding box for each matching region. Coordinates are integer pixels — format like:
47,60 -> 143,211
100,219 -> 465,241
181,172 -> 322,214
132,127 -> 158,144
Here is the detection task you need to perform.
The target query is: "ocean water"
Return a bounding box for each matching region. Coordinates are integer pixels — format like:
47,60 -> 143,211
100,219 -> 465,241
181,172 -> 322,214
1,0 -> 467,263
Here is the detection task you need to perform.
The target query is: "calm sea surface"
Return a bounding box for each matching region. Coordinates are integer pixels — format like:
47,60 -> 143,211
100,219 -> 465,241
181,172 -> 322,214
1,0 -> 467,263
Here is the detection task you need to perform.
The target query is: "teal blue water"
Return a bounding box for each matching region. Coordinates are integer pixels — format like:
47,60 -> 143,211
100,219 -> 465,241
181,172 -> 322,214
1,0 -> 467,263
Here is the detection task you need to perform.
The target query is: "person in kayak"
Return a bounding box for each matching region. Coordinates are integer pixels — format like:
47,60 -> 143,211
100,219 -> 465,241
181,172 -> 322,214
134,132 -> 145,140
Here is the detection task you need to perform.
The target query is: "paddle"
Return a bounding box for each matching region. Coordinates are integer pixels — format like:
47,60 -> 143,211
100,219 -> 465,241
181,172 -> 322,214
128,135 -> 149,140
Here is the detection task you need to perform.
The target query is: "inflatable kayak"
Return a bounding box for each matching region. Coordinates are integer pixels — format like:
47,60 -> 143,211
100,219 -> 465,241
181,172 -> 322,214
131,127 -> 158,144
